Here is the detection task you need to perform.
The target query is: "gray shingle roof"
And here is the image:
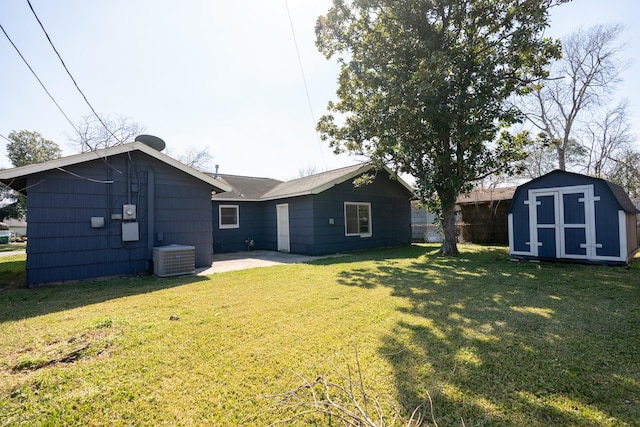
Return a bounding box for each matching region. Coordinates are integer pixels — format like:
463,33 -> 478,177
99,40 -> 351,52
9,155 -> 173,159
606,180 -> 640,213
211,163 -> 414,201
261,164 -> 368,199
212,174 -> 283,200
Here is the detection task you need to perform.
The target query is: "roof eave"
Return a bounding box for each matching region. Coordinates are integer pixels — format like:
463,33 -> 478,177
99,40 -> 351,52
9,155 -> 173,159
259,191 -> 315,201
0,142 -> 233,193
211,197 -> 263,202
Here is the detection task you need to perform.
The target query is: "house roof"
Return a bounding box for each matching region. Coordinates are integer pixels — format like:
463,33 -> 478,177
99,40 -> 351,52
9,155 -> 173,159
213,174 -> 284,200
211,163 -> 415,202
0,142 -> 232,195
457,186 -> 516,205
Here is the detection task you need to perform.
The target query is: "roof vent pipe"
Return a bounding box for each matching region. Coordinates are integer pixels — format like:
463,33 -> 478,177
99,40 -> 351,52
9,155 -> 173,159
214,164 -> 219,179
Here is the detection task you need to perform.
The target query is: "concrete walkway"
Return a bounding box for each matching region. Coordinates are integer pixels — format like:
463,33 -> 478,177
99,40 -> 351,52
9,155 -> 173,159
0,247 -> 342,274
197,250 -> 345,275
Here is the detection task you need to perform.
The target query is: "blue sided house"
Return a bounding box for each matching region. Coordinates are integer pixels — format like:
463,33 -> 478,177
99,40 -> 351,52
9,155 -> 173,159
0,141 -> 414,285
211,164 -> 414,255
0,141 -> 232,285
508,170 -> 639,265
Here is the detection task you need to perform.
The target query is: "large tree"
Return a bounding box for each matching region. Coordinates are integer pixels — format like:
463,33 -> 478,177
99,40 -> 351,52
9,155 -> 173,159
69,114 -> 145,152
6,130 -> 62,167
177,146 -> 214,172
608,149 -> 640,198
519,132 -> 585,179
3,130 -> 61,220
0,186 -> 25,221
316,0 -> 565,255
520,23 -> 627,171
580,100 -> 633,178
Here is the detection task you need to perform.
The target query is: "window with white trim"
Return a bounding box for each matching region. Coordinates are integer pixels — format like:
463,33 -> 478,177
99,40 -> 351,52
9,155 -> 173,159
219,205 -> 239,229
344,202 -> 371,237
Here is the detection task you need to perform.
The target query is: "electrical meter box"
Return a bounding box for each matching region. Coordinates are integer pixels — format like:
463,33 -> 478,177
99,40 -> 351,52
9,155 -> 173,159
123,204 -> 137,220
122,222 -> 139,242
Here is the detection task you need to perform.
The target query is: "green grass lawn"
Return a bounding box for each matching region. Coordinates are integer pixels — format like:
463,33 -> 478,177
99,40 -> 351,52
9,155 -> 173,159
1,244 -> 638,426
0,244 -> 26,289
0,242 -> 26,253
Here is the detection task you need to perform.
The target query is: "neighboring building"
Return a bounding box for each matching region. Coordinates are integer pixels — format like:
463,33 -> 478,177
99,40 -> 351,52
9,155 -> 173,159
410,187 -> 515,245
508,170 -> 639,265
456,186 -> 516,245
410,201 -> 441,242
211,164 -> 414,255
0,142 -> 231,285
4,218 -> 27,238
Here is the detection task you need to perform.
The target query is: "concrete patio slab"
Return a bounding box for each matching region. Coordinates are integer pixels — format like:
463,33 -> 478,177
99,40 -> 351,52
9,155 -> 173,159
197,250 -> 346,275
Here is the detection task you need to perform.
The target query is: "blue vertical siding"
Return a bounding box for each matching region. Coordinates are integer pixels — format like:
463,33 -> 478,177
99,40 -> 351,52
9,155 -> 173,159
211,201 -> 269,253
24,151 -> 215,285
309,173 -> 412,255
210,170 -> 412,256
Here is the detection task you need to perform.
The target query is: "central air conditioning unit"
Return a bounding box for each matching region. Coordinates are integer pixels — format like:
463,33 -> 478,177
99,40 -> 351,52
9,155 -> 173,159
153,245 -> 196,277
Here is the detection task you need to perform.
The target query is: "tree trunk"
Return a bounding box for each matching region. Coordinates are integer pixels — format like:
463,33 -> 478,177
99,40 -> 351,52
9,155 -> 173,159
557,143 -> 566,171
439,189 -> 459,256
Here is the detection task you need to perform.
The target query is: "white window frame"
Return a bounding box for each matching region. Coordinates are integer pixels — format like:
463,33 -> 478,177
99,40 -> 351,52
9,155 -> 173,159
344,202 -> 372,238
219,205 -> 239,229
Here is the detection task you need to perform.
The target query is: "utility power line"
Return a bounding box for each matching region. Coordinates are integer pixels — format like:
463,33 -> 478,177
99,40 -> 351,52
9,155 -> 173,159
284,0 -> 327,170
26,0 -> 122,145
0,22 -> 80,135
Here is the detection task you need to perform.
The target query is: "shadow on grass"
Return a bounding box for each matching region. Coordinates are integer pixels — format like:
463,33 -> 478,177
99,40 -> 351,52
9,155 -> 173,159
0,258 -> 27,290
333,244 -> 640,426
0,274 -> 209,324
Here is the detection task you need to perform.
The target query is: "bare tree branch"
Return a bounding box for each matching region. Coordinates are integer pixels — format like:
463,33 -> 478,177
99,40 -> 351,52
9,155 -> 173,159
68,114 -> 145,152
518,23 -> 628,171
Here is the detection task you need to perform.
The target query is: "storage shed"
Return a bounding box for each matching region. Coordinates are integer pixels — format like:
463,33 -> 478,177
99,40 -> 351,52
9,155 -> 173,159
508,170 -> 639,264
0,142 -> 231,285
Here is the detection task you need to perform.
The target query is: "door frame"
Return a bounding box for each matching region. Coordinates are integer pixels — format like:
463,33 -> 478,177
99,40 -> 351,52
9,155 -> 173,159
276,203 -> 290,253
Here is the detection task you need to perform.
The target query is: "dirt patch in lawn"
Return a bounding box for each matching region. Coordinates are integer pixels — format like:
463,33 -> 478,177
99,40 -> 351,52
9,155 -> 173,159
7,325 -> 121,373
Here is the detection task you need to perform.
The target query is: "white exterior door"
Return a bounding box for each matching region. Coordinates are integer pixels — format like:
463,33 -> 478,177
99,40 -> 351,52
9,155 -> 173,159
276,204 -> 290,252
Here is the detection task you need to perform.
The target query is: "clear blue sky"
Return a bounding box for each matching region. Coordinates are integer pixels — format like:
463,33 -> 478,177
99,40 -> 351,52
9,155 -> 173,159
1,0 -> 638,180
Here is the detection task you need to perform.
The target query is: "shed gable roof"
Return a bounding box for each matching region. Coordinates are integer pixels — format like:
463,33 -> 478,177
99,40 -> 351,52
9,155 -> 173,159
513,170 -> 639,214
0,142 -> 232,194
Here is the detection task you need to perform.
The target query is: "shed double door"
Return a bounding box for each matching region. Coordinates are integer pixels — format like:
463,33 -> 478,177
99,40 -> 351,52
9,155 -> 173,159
532,187 -> 594,259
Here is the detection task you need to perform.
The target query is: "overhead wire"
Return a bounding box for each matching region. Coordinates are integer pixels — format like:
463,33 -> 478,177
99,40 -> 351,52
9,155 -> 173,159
0,22 -> 81,135
0,2 -> 123,174
56,167 -> 114,184
284,0 -> 327,170
25,0 -> 123,145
